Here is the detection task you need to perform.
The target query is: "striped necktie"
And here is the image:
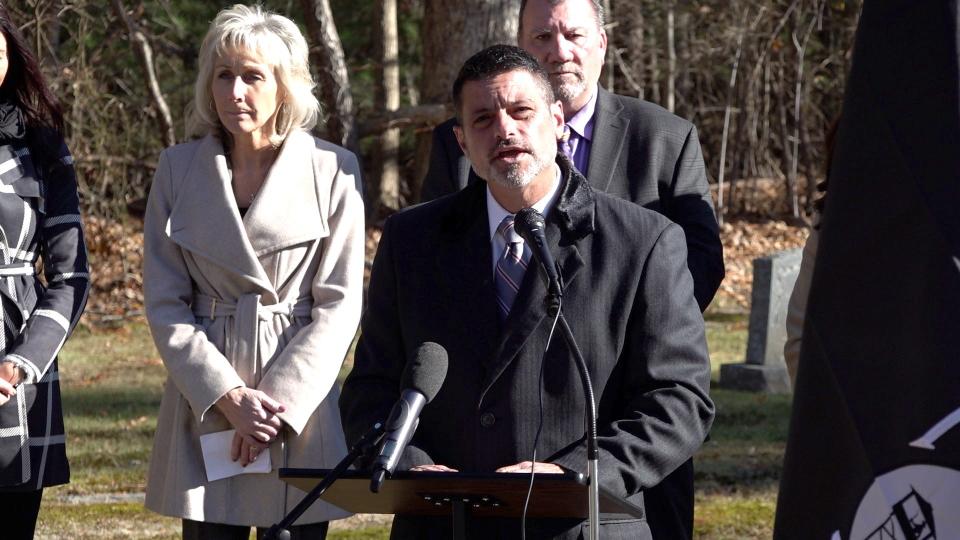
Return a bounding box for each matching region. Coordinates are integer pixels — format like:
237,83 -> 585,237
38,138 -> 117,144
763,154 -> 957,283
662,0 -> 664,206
494,215 -> 530,319
559,124 -> 574,160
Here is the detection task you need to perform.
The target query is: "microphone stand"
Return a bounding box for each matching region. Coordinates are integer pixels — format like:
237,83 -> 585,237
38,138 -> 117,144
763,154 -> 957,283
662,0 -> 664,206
547,291 -> 600,540
511,208 -> 598,538
263,422 -> 385,540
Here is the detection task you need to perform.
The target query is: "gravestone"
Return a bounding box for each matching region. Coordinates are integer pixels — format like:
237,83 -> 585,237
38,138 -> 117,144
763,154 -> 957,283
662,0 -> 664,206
719,248 -> 802,393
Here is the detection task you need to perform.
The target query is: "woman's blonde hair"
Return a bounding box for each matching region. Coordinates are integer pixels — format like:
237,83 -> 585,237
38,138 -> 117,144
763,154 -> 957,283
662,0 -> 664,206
186,4 -> 319,145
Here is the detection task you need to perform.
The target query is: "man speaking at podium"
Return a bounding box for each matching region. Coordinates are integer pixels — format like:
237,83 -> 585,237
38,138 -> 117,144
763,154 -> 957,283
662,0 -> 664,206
340,45 -> 714,540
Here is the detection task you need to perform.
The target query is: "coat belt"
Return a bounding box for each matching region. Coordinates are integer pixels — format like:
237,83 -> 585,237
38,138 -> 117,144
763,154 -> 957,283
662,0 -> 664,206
191,292 -> 313,385
0,264 -> 34,340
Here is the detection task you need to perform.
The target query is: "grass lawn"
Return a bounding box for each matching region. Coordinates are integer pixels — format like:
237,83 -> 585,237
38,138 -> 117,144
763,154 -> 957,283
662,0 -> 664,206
36,312 -> 788,539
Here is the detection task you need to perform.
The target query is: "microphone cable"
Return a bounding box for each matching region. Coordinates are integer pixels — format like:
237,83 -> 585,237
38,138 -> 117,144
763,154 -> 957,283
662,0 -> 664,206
520,295 -> 562,540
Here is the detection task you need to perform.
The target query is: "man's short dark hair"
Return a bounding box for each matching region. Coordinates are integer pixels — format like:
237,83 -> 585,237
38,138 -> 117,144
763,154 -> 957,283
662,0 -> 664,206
452,44 -> 555,125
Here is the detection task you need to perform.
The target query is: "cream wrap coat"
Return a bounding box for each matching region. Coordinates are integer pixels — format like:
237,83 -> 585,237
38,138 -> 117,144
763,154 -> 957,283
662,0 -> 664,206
143,131 -> 363,526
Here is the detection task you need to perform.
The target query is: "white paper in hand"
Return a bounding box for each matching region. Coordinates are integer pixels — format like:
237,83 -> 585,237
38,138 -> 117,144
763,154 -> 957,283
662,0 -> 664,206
200,429 -> 272,482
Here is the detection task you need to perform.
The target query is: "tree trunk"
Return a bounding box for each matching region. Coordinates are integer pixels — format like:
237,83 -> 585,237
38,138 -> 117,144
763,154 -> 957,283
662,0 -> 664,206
110,0 -> 176,148
678,10 -> 693,117
372,0 -> 401,216
39,0 -> 62,67
630,5 -> 645,99
412,0 -> 521,201
665,0 -> 676,113
717,8 -> 750,225
602,0 -> 614,91
609,0 -> 644,98
777,57 -> 796,216
792,0 -> 824,218
647,13 -> 661,105
300,0 -> 357,152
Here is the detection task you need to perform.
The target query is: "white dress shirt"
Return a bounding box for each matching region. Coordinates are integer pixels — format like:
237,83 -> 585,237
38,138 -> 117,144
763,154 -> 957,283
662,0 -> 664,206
486,164 -> 563,275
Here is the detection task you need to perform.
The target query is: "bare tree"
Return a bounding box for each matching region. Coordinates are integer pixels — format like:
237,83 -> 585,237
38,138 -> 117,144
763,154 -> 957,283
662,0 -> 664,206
646,4 -> 661,105
111,0 -> 176,148
624,5 -> 645,99
717,7 -> 760,224
372,0 -> 401,215
300,0 -> 357,152
665,0 -> 676,113
788,0 -> 825,218
607,0 -> 859,216
602,0 -> 614,91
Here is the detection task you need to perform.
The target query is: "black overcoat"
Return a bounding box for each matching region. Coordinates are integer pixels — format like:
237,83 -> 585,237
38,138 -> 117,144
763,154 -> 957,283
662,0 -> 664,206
342,158 -> 714,539
0,117 -> 89,491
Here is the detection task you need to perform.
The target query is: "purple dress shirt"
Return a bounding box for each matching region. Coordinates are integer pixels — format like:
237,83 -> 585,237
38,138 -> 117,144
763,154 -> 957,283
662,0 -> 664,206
560,90 -> 598,176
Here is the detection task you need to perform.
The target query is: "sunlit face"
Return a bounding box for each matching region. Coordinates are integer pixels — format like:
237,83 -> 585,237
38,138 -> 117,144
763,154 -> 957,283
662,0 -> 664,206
453,69 -> 564,190
518,0 -> 607,110
0,32 -> 9,90
211,48 -> 280,140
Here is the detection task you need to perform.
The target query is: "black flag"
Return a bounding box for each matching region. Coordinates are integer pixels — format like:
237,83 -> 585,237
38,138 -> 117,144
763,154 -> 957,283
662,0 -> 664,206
774,1 -> 960,539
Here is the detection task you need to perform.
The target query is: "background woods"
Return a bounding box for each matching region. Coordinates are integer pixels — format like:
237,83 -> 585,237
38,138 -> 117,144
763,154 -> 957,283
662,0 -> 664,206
8,0 -> 860,318
10,0 -> 860,218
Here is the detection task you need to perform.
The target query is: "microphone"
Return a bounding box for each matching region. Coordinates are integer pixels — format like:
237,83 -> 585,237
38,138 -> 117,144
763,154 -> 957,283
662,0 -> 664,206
370,342 -> 448,493
514,208 -> 563,302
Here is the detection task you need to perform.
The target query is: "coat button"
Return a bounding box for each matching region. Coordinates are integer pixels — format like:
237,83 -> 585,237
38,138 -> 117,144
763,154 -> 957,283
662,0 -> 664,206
480,412 -> 496,428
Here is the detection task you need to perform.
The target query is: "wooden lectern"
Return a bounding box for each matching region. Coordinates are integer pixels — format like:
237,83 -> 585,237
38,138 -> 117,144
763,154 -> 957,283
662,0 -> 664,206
279,468 -> 643,539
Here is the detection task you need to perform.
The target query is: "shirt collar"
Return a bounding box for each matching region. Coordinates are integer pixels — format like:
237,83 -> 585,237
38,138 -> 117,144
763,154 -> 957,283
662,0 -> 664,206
566,89 -> 598,142
487,163 -> 563,241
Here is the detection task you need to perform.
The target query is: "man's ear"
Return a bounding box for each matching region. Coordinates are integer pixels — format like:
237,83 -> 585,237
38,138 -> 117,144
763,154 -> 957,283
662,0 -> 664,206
453,124 -> 468,155
551,101 -> 564,137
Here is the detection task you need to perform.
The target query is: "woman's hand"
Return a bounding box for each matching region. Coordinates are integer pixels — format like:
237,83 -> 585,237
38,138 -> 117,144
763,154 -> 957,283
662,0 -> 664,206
0,362 -> 21,406
233,433 -> 265,467
215,387 -> 286,464
0,379 -> 15,406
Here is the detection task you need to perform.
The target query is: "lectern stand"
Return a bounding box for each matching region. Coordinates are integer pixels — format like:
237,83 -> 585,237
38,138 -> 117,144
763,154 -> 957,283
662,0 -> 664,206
279,468 -> 643,539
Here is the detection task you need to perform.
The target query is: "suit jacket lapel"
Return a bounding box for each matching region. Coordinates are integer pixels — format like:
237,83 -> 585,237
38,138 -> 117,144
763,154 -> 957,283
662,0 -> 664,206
167,135 -> 274,294
587,87 -> 628,194
244,131 -> 327,257
480,157 -> 594,402
438,182 -> 501,367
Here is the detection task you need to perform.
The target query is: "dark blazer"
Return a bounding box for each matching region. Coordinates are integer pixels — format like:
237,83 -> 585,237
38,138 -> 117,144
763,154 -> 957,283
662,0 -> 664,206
342,157 -> 714,539
420,88 -> 724,312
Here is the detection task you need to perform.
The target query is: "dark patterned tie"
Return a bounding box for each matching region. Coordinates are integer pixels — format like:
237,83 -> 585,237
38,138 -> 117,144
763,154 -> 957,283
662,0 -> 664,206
494,215 -> 530,319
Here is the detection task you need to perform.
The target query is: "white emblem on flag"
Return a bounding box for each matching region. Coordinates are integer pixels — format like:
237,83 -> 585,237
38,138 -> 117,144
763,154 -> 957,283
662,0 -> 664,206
831,407 -> 960,539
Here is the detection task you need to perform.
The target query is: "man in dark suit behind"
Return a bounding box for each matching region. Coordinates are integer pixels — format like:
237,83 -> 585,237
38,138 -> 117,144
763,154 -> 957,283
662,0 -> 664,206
341,45 -> 714,540
421,0 -> 724,315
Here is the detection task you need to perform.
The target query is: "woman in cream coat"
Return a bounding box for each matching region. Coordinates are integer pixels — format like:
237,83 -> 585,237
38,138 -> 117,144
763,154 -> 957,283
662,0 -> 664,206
143,6 -> 363,538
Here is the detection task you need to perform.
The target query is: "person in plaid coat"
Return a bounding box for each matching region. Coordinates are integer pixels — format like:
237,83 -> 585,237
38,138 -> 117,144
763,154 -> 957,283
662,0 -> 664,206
0,4 -> 90,538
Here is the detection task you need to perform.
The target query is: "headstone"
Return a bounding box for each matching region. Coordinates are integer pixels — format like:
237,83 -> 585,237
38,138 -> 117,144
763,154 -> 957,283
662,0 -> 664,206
719,248 -> 802,393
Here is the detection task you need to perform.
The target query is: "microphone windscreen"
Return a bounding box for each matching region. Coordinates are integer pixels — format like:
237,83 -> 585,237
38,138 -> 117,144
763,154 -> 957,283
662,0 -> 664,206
402,342 -> 449,403
514,207 -> 546,239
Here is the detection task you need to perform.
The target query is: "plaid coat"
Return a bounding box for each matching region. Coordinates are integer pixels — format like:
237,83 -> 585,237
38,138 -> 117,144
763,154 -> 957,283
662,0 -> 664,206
0,109 -> 90,491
